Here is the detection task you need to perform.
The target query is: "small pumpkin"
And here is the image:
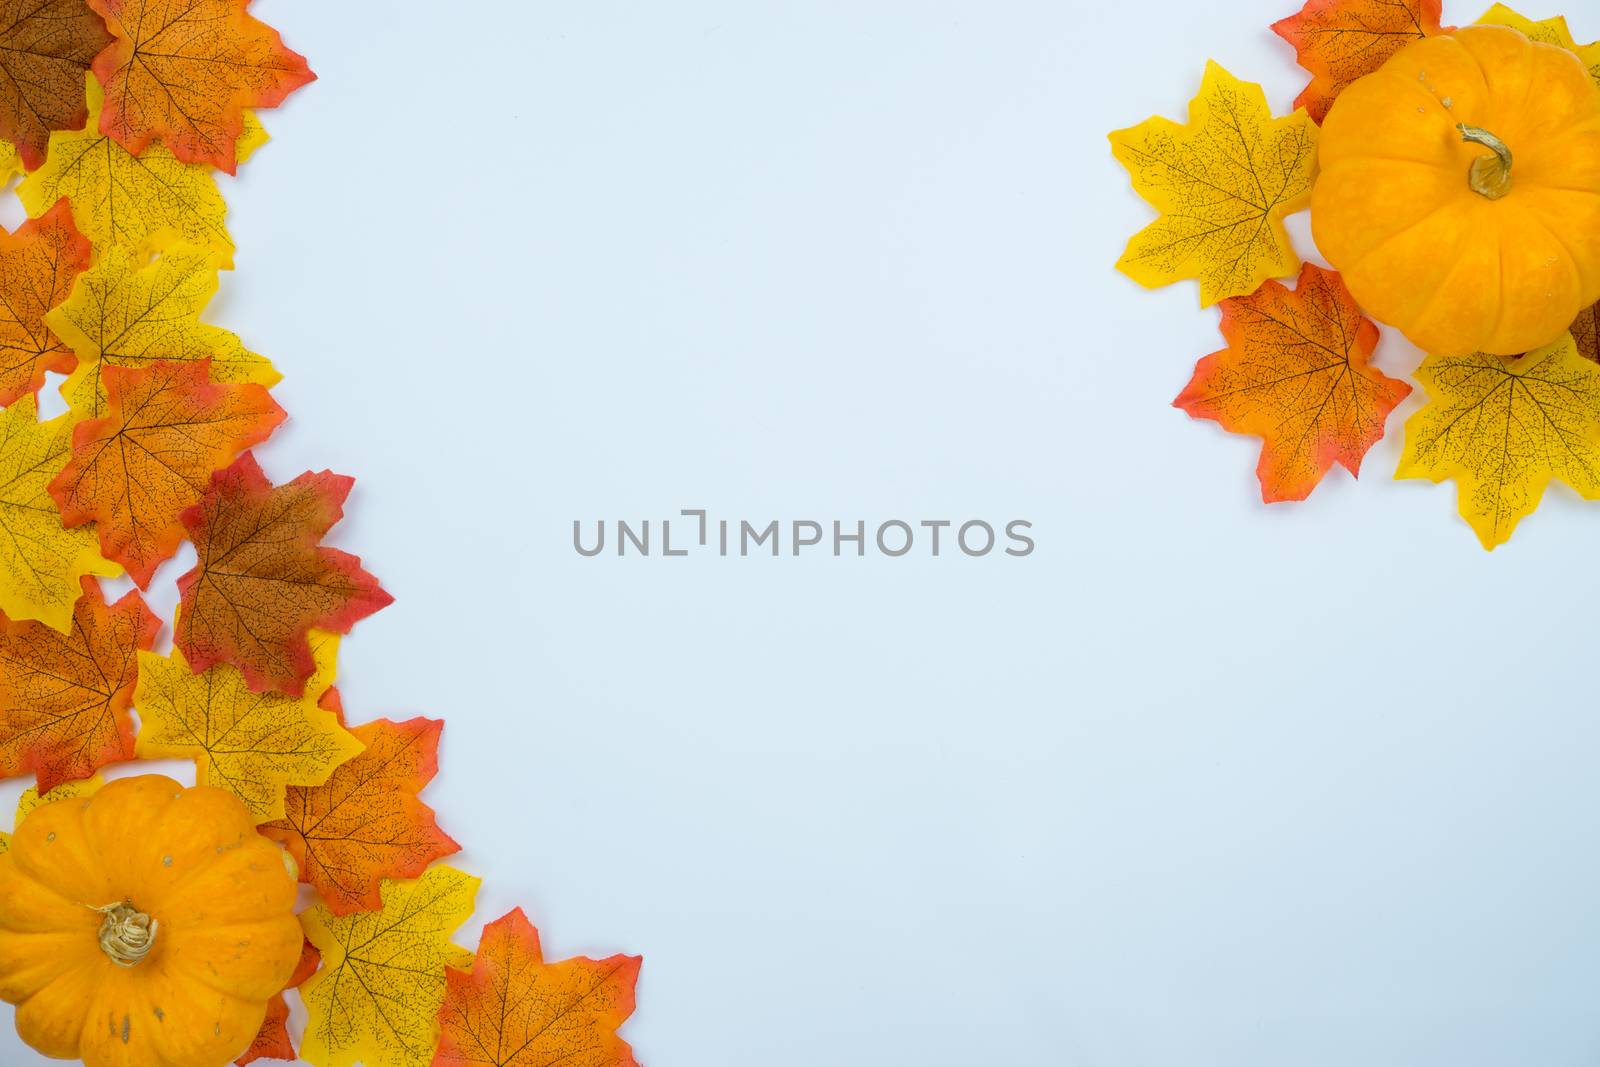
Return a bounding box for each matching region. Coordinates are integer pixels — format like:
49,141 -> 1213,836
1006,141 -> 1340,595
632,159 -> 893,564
1312,25 -> 1600,356
0,775 -> 301,1067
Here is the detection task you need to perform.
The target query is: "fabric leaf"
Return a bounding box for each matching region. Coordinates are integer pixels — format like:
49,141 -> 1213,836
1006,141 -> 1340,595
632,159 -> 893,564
88,0 -> 314,173
1174,263 -> 1411,501
1476,4 -> 1600,87
300,865 -> 481,1067
433,908 -> 642,1067
1109,61 -> 1318,307
0,395 -> 119,630
133,631 -> 363,821
1272,0 -> 1446,123
49,359 -> 286,588
20,78 -> 266,265
0,0 -> 113,170
0,577 -> 157,792
262,716 -> 460,916
0,200 -> 92,408
1396,334 -> 1600,549
174,453 -> 393,697
47,242 -> 278,418
1573,301 -> 1598,364
237,938 -> 321,1067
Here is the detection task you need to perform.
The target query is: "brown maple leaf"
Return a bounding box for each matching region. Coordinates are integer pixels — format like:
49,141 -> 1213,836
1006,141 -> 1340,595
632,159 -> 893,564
175,452 -> 392,696
0,577 -> 159,792
0,0 -> 113,169
0,200 -> 92,407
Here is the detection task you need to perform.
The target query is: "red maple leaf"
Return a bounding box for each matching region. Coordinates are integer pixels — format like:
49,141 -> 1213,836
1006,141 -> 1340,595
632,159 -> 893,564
175,453 -> 392,696
1272,0 -> 1446,123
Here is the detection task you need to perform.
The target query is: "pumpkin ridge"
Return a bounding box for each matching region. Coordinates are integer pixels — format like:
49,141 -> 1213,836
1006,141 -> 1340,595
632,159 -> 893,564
1518,203 -> 1590,301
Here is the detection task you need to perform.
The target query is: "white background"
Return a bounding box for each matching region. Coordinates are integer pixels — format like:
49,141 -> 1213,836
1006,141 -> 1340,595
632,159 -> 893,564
6,1 -> 1600,1064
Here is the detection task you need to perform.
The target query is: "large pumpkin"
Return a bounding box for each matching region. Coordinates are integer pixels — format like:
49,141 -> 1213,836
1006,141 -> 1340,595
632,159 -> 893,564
1312,25 -> 1600,356
0,775 -> 301,1067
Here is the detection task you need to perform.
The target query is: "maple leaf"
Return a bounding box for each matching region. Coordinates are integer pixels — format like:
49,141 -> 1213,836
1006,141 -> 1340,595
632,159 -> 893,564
49,359 -> 285,588
0,577 -> 156,792
134,630 -> 362,821
19,78 -> 267,265
1476,4 -> 1600,87
1174,263 -> 1411,501
237,938 -> 322,1067
1396,334 -> 1600,549
174,453 -> 393,697
0,771 -> 101,854
433,909 -> 642,1067
300,865 -> 481,1067
1109,61 -> 1319,307
1573,301 -> 1599,365
0,395 -> 119,630
0,0 -> 113,169
1272,0 -> 1446,123
89,0 -> 313,173
262,716 -> 461,916
0,200 -> 91,408
46,241 -> 278,417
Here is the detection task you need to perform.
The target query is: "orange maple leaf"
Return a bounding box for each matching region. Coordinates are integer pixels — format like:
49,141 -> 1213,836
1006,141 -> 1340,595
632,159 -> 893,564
434,909 -> 642,1067
0,577 -> 159,792
0,0 -> 113,170
1272,0 -> 1445,123
175,452 -> 392,696
88,0 -> 314,173
261,716 -> 460,916
236,938 -> 321,1067
1174,263 -> 1411,502
49,360 -> 285,589
0,200 -> 91,407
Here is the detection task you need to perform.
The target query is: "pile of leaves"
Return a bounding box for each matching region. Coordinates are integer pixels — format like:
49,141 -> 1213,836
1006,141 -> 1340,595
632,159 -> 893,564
0,2 -> 642,1066
1112,0 -> 1600,549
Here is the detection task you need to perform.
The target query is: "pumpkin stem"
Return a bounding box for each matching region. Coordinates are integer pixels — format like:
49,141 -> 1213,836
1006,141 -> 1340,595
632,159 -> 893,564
1457,124 -> 1513,200
95,903 -> 157,967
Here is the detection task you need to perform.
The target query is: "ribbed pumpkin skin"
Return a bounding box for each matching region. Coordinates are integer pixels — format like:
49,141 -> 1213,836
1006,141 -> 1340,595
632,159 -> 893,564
0,775 -> 301,1067
1312,25 -> 1600,356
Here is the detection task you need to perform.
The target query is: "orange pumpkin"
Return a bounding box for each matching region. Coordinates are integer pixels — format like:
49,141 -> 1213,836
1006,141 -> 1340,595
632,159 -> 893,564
0,775 -> 301,1067
1312,25 -> 1600,356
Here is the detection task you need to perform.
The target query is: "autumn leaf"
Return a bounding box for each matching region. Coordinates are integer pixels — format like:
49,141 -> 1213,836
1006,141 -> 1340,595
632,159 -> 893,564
300,865 -> 481,1067
0,395 -> 119,630
0,200 -> 91,408
49,359 -> 285,588
434,908 -> 642,1067
134,630 -> 361,821
174,453 -> 393,697
48,243 -> 278,417
0,0 -> 113,170
1476,4 -> 1600,87
1174,263 -> 1411,501
88,0 -> 313,173
1109,61 -> 1319,307
1573,301 -> 1599,364
0,577 -> 156,792
19,78 -> 267,265
1396,334 -> 1600,549
1272,0 -> 1446,123
237,938 -> 322,1067
262,717 -> 460,916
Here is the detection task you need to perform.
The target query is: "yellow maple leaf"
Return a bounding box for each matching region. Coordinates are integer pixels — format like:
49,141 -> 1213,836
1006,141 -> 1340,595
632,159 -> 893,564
1476,4 -> 1600,87
47,242 -> 279,417
1110,61 -> 1319,307
0,774 -> 102,855
0,396 -> 118,631
17,78 -> 267,267
1396,334 -> 1600,549
134,630 -> 362,822
0,138 -> 20,184
300,865 -> 481,1067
